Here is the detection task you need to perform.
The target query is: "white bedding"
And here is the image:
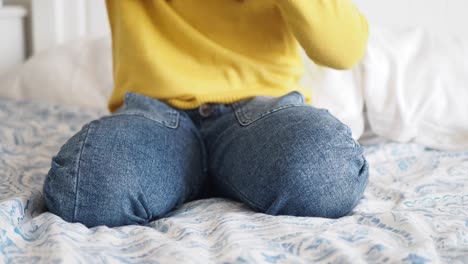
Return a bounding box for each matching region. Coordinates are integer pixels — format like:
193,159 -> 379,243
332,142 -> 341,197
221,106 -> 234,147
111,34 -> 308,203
1,96 -> 467,263
361,26 -> 468,150
3,24 -> 468,149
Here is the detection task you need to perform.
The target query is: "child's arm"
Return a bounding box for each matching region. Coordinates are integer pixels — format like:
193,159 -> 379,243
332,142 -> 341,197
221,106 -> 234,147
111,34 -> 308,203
276,0 -> 369,70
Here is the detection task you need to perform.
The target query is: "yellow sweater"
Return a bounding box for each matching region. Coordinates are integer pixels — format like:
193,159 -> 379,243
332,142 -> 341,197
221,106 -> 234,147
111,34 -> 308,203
106,0 -> 369,112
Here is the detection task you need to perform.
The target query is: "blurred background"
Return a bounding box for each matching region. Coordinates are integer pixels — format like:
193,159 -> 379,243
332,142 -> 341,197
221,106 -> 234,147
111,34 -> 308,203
1,0 -> 468,77
1,0 -> 468,149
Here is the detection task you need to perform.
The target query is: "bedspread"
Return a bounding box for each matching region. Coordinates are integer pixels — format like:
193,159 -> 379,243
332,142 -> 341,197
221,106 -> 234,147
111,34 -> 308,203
0,96 -> 467,263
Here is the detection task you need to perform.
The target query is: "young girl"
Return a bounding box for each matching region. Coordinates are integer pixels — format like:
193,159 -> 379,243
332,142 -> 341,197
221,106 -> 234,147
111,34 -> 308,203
43,0 -> 370,228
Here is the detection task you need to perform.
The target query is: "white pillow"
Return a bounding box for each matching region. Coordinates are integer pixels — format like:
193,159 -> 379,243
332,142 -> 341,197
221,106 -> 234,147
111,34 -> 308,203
0,37 -> 366,140
0,37 -> 113,112
361,26 -> 468,150
300,50 -> 365,140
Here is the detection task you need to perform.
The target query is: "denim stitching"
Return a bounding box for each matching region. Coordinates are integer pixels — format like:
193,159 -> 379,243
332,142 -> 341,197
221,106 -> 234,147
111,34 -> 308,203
235,104 -> 309,126
168,111 -> 179,128
213,173 -> 267,213
316,108 -> 358,149
187,128 -> 208,200
122,93 -> 180,128
72,122 -> 93,222
74,118 -> 156,223
108,112 -> 180,129
232,101 -> 251,125
233,92 -> 307,126
176,111 -> 208,200
136,181 -> 152,221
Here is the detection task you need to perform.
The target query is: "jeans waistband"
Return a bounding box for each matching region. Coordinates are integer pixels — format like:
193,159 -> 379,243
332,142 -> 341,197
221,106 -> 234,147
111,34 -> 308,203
183,102 -> 236,120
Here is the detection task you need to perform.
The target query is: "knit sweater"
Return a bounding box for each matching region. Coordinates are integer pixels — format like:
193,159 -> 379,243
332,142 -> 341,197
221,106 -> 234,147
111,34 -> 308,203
105,0 -> 369,111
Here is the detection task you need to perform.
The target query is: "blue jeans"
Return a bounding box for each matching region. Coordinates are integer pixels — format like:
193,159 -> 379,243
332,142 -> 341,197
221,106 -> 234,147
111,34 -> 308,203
43,91 -> 369,228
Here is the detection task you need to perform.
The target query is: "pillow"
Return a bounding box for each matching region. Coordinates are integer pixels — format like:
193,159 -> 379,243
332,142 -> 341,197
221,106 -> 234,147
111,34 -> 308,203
0,37 -> 113,112
361,26 -> 468,150
0,37 -> 366,140
299,49 -> 365,140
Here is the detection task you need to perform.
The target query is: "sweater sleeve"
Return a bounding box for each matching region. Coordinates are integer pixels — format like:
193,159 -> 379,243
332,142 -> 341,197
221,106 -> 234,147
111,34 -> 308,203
276,0 -> 369,70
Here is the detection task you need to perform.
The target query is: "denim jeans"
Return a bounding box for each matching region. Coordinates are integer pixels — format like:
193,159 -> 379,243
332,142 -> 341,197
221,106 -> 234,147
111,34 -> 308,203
43,91 -> 369,228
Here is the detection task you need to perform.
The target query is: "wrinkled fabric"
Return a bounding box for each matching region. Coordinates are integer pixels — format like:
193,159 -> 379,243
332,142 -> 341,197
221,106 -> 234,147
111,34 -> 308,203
43,91 -> 368,227
0,96 -> 467,263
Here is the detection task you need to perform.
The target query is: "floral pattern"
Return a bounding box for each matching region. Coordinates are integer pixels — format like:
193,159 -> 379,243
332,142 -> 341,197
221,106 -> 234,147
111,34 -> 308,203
1,96 -> 467,263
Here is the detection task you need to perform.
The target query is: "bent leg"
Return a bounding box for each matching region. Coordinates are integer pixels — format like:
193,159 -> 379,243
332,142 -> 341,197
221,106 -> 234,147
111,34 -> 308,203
43,93 -> 206,227
209,93 -> 368,218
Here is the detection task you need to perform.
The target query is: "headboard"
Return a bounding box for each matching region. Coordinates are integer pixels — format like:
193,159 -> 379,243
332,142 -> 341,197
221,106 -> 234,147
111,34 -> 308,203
5,0 -> 468,57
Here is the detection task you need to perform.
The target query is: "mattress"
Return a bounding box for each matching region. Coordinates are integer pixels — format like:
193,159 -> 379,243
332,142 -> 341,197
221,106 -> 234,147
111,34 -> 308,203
1,96 -> 467,263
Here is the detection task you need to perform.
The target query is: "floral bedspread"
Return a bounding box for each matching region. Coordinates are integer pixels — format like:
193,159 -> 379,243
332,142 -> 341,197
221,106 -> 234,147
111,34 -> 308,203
1,96 -> 467,263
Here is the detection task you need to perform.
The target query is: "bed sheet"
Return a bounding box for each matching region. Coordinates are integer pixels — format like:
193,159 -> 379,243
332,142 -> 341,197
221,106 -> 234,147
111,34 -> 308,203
1,96 -> 467,263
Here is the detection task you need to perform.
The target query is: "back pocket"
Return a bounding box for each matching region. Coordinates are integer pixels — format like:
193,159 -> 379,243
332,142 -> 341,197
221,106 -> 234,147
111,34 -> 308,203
113,92 -> 180,129
232,91 -> 306,126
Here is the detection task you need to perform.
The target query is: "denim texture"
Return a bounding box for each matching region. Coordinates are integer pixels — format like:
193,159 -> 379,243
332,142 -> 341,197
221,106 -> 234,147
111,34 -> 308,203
43,91 -> 369,228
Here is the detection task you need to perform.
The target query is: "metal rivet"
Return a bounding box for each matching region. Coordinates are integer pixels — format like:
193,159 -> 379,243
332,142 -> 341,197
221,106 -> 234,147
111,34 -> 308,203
198,104 -> 213,117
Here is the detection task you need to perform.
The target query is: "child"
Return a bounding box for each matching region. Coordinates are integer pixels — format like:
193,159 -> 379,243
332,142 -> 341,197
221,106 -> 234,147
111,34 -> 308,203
43,0 -> 370,228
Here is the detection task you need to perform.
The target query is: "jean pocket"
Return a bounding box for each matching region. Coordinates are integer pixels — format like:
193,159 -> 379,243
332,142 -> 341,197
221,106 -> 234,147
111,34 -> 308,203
232,91 -> 306,126
112,92 -> 180,129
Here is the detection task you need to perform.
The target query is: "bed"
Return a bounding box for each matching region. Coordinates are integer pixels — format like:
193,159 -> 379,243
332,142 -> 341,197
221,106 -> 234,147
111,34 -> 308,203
1,95 -> 467,263
1,1 -> 468,263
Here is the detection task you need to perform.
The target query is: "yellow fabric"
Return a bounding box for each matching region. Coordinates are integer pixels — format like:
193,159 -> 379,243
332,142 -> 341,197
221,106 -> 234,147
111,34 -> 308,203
105,0 -> 369,112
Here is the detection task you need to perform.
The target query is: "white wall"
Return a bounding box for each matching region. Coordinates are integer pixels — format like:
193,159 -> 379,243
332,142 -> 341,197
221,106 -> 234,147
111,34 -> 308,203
4,0 -> 468,56
0,6 -> 27,77
5,0 -> 109,55
354,0 -> 468,38
4,0 -> 31,55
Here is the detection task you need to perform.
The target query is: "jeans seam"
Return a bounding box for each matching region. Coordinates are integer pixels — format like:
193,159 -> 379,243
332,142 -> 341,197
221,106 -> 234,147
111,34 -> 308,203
109,113 -> 176,220
178,112 -> 208,200
231,101 -> 249,126
136,181 -> 152,221
235,104 -> 309,127
72,122 -> 93,222
181,111 -> 207,173
321,109 -> 358,148
188,126 -> 208,200
192,127 -> 208,173
111,112 -> 179,129
123,92 -> 180,128
213,173 -> 267,213
233,91 -> 306,126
